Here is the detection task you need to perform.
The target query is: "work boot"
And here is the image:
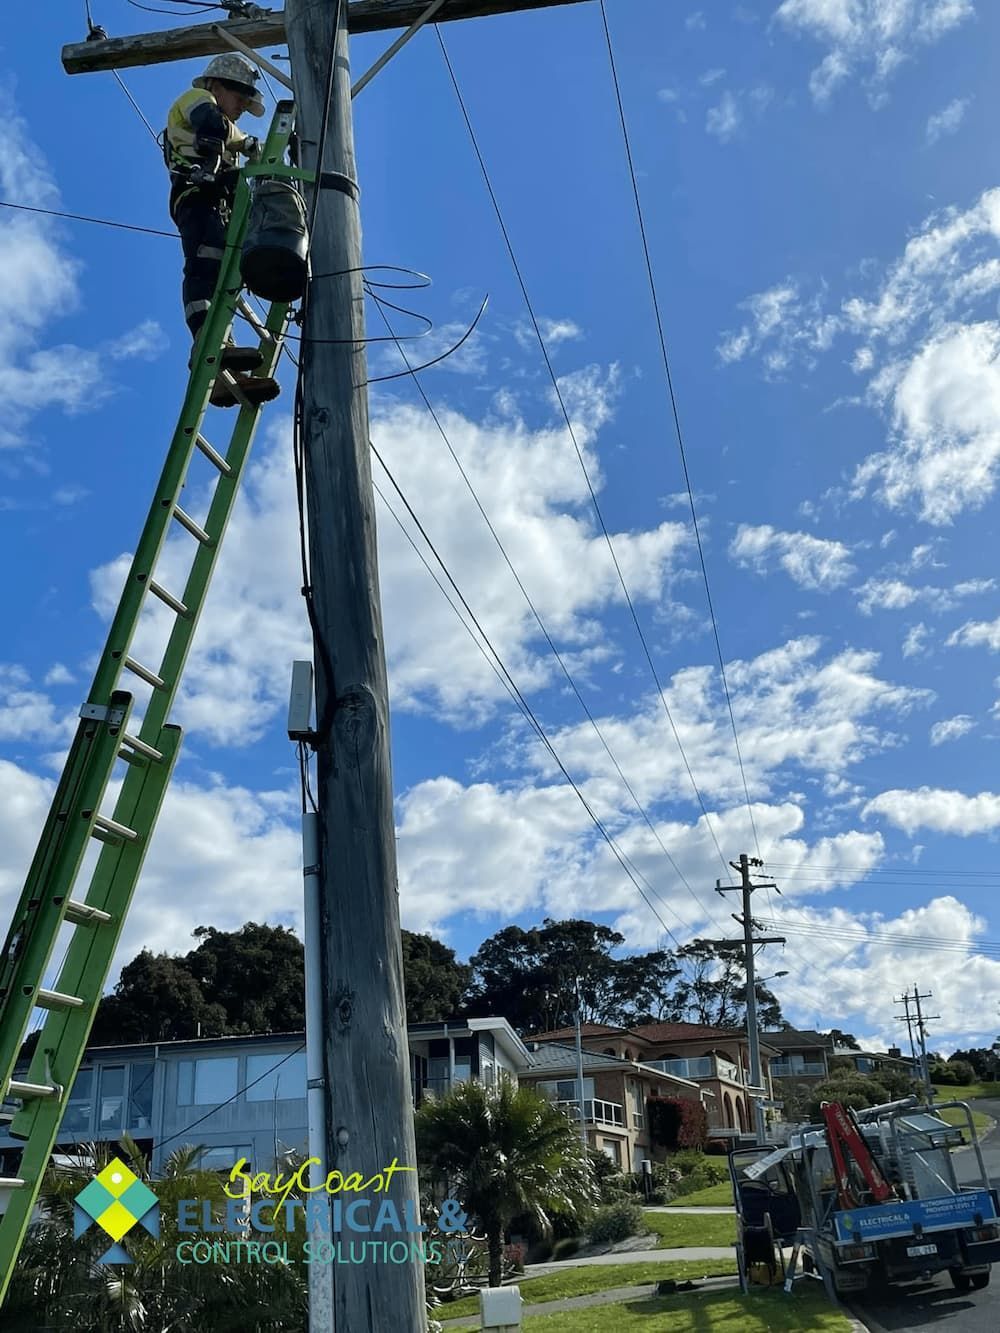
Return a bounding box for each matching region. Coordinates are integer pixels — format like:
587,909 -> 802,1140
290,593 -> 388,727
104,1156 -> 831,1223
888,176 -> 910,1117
210,371 -> 281,409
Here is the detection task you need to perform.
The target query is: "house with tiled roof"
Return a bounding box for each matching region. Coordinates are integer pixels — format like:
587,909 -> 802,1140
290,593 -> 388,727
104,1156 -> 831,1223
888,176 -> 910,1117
518,1040 -> 708,1173
532,1020 -> 781,1141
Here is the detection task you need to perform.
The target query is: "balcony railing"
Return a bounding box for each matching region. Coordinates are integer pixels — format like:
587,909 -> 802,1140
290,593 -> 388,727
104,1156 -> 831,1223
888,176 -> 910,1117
556,1098 -> 625,1128
769,1060 -> 827,1077
649,1056 -> 741,1083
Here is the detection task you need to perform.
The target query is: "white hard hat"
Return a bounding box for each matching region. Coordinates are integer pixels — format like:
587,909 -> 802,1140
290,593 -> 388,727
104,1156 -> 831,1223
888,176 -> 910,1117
193,53 -> 265,117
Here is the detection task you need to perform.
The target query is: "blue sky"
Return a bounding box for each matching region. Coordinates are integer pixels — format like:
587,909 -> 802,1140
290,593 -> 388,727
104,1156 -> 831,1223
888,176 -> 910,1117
4,0 -> 1000,1053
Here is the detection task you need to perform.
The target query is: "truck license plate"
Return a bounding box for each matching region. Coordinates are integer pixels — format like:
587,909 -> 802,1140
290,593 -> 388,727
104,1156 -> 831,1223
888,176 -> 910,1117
906,1244 -> 938,1257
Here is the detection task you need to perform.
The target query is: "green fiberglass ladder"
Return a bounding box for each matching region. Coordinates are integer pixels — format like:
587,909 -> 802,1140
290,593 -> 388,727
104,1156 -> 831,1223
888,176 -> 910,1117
0,100 -> 297,1302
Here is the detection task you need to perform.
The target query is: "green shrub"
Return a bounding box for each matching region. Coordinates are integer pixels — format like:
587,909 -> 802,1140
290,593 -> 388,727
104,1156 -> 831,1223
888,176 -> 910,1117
652,1162 -> 682,1190
588,1201 -> 644,1244
551,1236 -> 582,1260
643,1187 -> 671,1206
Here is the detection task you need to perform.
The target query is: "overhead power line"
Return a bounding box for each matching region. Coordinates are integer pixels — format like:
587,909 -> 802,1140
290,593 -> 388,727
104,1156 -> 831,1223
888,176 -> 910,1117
597,0 -> 760,866
434,24 -> 732,882
0,198 -> 175,238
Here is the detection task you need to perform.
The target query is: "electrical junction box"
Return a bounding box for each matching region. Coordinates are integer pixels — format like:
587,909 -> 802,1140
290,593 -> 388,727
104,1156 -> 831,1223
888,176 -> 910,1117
479,1285 -> 522,1329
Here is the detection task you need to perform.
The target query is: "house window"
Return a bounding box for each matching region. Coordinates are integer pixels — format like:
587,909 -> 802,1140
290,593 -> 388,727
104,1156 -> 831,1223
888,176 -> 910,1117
538,1078 -> 595,1102
246,1051 -> 307,1102
98,1066 -> 126,1132
178,1057 -> 239,1107
198,1144 -> 253,1172
128,1062 -> 155,1132
600,1138 -> 621,1167
482,1061 -> 495,1087
63,1068 -> 94,1137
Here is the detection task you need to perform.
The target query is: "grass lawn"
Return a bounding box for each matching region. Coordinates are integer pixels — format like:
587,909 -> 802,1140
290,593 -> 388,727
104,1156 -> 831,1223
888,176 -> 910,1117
935,1105 -> 993,1135
520,1286 -> 851,1331
642,1208 -> 736,1248
932,1082 -> 1000,1102
437,1258 -> 738,1320
666,1182 -> 734,1207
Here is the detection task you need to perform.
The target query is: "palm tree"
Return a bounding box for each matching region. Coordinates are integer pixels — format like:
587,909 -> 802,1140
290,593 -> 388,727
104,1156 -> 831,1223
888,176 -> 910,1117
415,1079 -> 598,1287
3,1136 -> 308,1331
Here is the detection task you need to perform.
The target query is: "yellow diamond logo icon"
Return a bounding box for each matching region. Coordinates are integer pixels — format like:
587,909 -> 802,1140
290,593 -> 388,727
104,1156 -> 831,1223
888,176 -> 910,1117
96,1159 -> 139,1200
96,1200 -> 139,1243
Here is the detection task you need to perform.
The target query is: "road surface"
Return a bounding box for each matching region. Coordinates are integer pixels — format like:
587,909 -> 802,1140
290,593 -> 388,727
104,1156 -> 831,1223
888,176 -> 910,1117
851,1100 -> 1000,1333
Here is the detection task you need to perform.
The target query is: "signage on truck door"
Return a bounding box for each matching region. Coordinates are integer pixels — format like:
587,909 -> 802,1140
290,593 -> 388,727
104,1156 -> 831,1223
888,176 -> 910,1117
833,1189 -> 999,1243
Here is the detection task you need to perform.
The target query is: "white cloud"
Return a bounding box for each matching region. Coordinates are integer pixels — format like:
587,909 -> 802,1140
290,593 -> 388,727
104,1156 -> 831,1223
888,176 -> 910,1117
108,320 -> 169,361
0,754 -> 303,985
686,10 -> 707,29
948,615 -> 1000,651
854,574 -> 994,615
0,90 -> 167,450
774,0 -> 974,106
512,316 -> 583,353
853,323 -> 1000,522
43,663 -> 74,687
929,714 -> 975,745
0,666 -> 74,744
729,524 -> 855,589
902,623 -> 929,657
706,91 -> 742,141
89,377 -> 692,741
926,96 -> 971,144
863,786 -> 1000,835
764,895 -> 1000,1045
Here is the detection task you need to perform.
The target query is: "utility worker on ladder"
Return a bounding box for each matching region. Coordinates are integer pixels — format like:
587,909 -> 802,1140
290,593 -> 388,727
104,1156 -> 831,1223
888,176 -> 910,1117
164,54 -> 281,408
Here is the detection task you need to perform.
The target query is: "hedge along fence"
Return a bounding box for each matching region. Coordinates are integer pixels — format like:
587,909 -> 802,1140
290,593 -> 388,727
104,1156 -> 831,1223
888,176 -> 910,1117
646,1097 -> 708,1150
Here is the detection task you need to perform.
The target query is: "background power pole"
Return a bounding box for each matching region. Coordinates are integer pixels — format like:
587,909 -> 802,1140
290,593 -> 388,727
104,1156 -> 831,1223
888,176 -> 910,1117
894,988 -> 918,1074
574,976 -> 588,1147
283,1 -> 425,1328
912,985 -> 938,1102
714,853 -> 784,1145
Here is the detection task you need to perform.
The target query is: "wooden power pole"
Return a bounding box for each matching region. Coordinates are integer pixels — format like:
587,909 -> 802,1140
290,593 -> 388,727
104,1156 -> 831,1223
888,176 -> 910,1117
63,2 -> 590,1328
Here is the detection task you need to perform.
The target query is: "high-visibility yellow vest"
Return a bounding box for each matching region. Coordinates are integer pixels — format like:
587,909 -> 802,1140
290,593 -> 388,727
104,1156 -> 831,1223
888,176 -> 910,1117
164,88 -> 249,173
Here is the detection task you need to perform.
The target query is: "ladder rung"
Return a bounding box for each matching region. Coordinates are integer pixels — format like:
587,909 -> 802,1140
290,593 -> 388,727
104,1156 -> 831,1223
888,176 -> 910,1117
236,296 -> 277,343
8,1080 -> 59,1101
149,580 -> 189,618
90,814 -> 139,845
173,506 -> 213,546
195,433 -> 234,476
35,989 -> 85,1011
120,733 -> 164,764
0,1178 -> 25,1188
124,657 -> 166,691
64,900 -> 112,926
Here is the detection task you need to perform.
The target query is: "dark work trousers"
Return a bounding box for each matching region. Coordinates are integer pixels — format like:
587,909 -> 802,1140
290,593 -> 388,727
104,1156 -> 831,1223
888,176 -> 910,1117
170,181 -> 233,340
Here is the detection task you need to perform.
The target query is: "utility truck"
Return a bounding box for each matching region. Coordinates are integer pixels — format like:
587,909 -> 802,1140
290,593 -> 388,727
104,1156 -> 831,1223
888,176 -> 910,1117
729,1097 -> 1000,1300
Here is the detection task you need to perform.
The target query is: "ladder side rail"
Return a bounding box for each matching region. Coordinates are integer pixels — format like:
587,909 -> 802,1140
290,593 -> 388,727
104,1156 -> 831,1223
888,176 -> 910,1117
0,728 -> 181,1300
0,695 -> 133,1093
139,296 -> 291,743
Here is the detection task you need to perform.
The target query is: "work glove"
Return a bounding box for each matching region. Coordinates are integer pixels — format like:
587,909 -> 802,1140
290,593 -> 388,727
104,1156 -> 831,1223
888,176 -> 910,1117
243,136 -> 262,161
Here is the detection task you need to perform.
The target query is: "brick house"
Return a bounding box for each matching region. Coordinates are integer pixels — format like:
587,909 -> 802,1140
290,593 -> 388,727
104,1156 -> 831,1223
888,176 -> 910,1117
518,1040 -> 706,1172
533,1021 -> 780,1142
